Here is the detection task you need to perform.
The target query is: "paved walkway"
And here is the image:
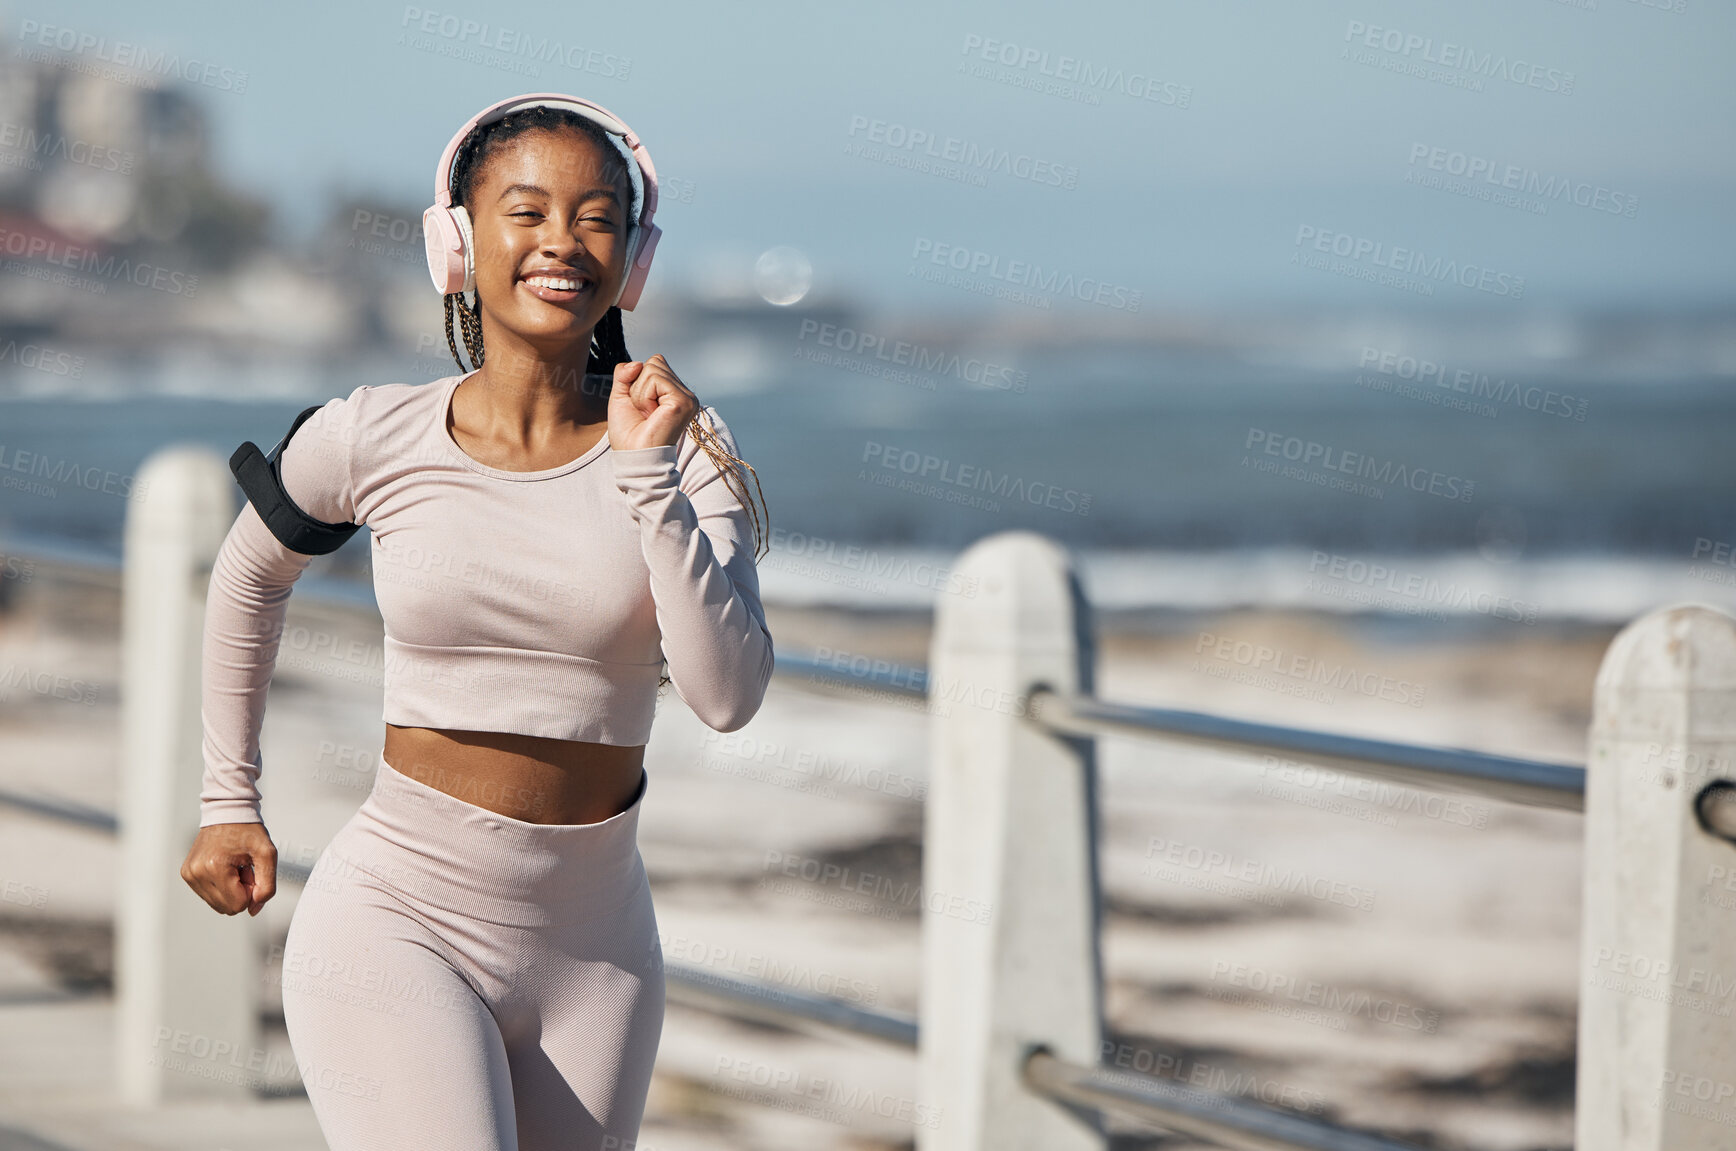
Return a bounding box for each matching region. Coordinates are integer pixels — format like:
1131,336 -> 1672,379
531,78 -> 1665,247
0,995 -> 326,1151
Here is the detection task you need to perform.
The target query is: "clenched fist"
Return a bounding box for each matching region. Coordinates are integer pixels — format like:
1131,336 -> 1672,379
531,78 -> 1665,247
181,821 -> 278,916
608,353 -> 699,451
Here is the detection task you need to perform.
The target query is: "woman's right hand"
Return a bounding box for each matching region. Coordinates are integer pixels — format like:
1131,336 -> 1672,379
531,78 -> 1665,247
181,821 -> 278,916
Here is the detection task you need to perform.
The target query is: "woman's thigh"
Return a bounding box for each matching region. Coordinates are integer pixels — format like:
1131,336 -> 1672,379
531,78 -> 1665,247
501,880 -> 666,1151
282,860 -> 518,1151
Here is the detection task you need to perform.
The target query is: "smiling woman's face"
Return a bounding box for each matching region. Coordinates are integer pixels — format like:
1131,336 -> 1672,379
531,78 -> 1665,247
466,125 -> 634,354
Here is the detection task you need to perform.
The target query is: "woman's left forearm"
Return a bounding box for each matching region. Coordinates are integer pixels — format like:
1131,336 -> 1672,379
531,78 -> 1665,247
615,445 -> 773,730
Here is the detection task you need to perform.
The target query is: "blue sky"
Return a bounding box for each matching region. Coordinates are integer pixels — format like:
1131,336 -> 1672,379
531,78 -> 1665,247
9,0 -> 1734,311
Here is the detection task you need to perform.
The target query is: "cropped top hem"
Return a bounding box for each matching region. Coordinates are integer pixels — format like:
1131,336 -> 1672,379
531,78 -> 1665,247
380,635 -> 664,745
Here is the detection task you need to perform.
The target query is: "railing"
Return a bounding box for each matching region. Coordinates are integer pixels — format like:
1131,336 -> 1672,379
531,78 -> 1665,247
5,448 -> 1733,1150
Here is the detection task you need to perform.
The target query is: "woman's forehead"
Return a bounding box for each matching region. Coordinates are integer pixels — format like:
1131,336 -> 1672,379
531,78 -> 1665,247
482,128 -> 615,174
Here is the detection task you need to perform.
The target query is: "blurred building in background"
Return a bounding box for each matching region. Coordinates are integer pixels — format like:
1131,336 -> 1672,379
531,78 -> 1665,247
0,58 -> 280,339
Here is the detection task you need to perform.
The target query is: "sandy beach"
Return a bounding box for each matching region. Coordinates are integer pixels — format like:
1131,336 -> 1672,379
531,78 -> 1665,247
0,556 -> 1611,1150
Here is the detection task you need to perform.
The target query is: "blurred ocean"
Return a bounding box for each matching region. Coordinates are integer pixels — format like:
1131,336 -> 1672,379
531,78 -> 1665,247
0,347 -> 1731,626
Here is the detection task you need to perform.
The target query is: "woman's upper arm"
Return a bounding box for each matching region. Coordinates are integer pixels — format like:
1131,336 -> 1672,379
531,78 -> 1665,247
275,387 -> 369,526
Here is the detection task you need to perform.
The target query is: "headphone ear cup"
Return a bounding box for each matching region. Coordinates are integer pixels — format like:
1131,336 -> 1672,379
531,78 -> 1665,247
422,205 -> 470,295
616,221 -> 661,311
452,205 -> 475,294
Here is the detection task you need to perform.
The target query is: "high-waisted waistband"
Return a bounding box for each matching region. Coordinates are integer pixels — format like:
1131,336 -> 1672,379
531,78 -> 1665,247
321,751 -> 649,927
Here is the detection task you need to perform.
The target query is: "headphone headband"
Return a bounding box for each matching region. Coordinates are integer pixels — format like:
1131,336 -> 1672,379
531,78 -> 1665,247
422,91 -> 663,309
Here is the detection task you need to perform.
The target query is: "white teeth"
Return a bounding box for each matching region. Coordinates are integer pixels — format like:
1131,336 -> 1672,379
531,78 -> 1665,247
524,275 -> 588,291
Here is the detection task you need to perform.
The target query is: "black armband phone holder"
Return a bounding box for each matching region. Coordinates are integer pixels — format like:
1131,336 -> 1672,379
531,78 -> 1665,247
229,403 -> 363,556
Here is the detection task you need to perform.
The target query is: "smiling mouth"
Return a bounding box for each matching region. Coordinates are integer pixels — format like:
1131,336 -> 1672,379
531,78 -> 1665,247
519,273 -> 594,303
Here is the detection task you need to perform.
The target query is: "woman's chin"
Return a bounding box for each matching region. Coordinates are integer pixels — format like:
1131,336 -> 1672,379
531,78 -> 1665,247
498,308 -> 605,347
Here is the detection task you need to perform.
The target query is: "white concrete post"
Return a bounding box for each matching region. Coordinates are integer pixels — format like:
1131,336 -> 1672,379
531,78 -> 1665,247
117,447 -> 259,1102
1577,602 -> 1736,1148
918,531 -> 1105,1151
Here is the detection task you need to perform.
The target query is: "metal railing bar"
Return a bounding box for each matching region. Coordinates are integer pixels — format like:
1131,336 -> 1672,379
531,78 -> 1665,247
771,652 -> 929,699
1026,688 -> 1586,812
663,962 -> 919,1049
0,530 -> 124,573
1023,1050 -> 1427,1151
0,787 -> 118,833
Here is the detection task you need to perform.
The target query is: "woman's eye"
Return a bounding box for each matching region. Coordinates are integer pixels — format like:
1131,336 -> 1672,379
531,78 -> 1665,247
510,211 -> 542,219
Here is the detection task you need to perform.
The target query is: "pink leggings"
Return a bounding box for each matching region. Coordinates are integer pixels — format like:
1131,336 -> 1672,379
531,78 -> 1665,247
281,752 -> 665,1151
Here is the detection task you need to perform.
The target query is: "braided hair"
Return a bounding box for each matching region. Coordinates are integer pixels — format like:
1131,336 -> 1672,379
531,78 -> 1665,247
441,106 -> 770,691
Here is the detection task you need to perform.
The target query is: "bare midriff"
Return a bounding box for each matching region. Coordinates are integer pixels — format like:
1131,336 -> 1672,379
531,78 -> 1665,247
382,723 -> 646,825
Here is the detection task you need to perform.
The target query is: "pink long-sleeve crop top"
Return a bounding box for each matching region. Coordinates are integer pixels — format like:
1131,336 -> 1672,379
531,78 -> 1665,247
198,372 -> 774,827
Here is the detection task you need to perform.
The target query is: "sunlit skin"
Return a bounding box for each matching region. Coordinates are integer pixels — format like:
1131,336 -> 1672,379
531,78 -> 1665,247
183,125 -> 698,915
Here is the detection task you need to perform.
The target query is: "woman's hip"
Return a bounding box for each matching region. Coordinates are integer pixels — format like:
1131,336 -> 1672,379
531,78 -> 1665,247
307,750 -> 653,929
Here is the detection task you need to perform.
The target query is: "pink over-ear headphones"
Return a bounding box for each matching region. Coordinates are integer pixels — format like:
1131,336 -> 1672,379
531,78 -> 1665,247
421,92 -> 663,310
